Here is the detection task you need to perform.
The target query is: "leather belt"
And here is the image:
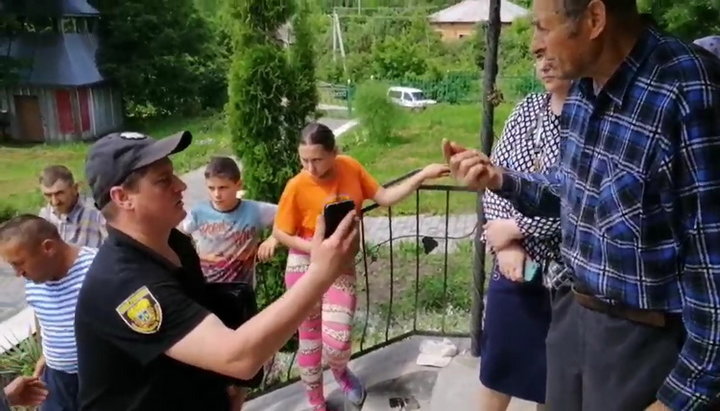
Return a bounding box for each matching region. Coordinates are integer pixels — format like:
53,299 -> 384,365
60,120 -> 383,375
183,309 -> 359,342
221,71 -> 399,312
572,287 -> 673,328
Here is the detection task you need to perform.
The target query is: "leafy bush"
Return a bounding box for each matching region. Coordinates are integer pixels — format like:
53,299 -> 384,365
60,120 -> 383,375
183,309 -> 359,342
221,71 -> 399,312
353,80 -> 404,144
0,203 -> 19,224
372,37 -> 428,80
0,335 -> 42,378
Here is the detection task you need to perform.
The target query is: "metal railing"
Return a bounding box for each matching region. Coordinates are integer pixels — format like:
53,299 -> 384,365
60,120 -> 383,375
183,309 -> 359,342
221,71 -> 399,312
252,170 -> 487,397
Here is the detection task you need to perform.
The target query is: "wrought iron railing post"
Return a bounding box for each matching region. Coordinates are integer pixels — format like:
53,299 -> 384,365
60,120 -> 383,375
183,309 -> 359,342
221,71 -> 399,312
385,206 -> 395,342
359,216 -> 371,351
413,190 -> 420,332
441,190 -> 450,334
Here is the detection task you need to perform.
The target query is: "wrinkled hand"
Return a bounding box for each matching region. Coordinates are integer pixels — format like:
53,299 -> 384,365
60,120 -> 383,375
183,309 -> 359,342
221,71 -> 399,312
257,236 -> 278,262
442,139 -> 502,190
645,401 -> 671,411
3,376 -> 48,407
495,243 -> 526,282
420,163 -> 451,180
310,210 -> 359,279
484,219 -> 523,251
32,355 -> 46,378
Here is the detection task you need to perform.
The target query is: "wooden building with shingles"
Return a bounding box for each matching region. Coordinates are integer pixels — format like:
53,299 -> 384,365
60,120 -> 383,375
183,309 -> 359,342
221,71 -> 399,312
0,0 -> 122,143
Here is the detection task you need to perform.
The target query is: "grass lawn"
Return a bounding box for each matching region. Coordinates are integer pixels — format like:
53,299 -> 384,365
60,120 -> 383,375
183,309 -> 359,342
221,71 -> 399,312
0,112 -> 232,215
343,101 -> 515,216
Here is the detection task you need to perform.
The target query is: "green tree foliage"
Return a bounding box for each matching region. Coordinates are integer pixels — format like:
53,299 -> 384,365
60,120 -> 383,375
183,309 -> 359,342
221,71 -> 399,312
639,0 -> 720,41
315,0 -> 455,12
372,37 -> 428,79
497,17 -> 541,98
0,13 -> 24,88
287,0 -> 320,133
316,10 -> 479,84
90,0 -> 227,118
227,0 -> 318,314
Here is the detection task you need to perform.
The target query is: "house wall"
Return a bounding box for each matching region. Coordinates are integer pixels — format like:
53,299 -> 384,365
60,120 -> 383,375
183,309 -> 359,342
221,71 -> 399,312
90,85 -> 123,137
431,22 -> 477,42
430,21 -> 511,42
0,84 -> 122,143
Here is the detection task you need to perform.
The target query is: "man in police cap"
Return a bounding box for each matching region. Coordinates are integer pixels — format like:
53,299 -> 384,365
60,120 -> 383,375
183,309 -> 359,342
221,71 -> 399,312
75,130 -> 360,410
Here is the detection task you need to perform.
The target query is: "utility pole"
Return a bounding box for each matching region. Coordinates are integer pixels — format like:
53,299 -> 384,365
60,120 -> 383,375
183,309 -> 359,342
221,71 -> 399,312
470,0 -> 501,357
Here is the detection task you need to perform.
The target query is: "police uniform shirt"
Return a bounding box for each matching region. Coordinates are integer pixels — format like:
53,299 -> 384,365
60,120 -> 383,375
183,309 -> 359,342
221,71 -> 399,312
74,226 -> 230,411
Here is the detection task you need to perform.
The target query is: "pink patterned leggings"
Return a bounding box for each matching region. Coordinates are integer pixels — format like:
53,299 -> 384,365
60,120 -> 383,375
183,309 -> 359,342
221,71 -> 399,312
285,250 -> 357,408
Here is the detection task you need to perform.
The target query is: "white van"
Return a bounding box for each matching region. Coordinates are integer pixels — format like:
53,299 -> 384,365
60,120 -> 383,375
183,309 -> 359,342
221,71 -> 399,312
387,86 -> 437,110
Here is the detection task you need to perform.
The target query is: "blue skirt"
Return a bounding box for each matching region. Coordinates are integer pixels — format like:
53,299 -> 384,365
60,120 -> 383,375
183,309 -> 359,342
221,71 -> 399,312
478,267 -> 552,403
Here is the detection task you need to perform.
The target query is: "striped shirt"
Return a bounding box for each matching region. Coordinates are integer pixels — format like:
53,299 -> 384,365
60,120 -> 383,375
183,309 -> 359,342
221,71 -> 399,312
497,26 -> 720,409
25,247 -> 96,374
39,198 -> 107,248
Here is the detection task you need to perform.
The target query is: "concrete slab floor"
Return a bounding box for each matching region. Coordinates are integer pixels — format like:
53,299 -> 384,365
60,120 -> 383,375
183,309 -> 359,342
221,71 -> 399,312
245,336 -> 538,411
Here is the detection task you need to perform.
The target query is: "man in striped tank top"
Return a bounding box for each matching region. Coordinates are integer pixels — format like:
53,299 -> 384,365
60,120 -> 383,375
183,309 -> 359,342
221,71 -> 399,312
0,215 -> 97,411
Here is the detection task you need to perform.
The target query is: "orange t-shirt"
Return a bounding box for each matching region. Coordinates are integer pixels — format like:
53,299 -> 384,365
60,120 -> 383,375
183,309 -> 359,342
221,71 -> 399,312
275,155 -> 380,239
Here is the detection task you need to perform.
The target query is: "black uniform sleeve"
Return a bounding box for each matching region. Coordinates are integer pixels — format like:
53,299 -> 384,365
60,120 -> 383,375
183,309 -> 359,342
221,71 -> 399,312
0,385 -> 10,411
85,268 -> 209,366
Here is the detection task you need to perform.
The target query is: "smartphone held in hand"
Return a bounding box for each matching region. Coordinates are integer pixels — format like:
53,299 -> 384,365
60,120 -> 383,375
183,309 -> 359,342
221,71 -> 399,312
524,258 -> 541,282
323,200 -> 355,239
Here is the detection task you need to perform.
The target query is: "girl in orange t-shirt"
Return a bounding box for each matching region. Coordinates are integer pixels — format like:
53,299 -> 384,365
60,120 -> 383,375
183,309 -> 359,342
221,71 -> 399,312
273,122 -> 448,410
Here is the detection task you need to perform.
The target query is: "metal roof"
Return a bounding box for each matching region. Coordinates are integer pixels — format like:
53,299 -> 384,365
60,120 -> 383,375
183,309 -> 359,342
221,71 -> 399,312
0,0 -> 99,16
428,0 -> 529,24
0,32 -> 105,87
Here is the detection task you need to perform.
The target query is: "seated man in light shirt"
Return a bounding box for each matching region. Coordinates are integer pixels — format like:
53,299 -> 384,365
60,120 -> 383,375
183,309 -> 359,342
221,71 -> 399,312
38,165 -> 106,248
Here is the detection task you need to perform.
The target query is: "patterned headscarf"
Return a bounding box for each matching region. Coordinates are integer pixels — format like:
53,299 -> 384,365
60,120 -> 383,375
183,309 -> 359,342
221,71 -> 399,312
693,35 -> 720,59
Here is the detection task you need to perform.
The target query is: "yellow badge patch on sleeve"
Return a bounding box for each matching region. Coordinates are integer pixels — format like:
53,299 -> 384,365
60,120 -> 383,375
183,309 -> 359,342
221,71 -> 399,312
116,286 -> 163,334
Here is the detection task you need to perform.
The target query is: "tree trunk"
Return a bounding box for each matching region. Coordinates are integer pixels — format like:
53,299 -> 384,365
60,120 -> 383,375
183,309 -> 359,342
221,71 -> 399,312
471,0 -> 501,357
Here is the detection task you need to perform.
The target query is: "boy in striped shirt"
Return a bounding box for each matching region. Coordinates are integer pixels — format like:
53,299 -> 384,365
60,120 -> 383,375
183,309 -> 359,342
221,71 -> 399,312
0,215 -> 96,411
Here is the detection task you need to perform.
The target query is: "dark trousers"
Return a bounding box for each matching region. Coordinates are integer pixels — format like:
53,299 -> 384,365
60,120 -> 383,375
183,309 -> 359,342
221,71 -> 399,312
546,288 -> 685,411
40,367 -> 79,411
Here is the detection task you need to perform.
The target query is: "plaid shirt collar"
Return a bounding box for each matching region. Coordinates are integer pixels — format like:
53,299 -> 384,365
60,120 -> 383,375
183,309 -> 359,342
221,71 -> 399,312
577,25 -> 660,106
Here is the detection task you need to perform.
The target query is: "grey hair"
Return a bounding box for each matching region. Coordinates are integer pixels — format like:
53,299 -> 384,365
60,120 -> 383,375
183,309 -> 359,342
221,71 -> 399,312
561,0 -> 638,19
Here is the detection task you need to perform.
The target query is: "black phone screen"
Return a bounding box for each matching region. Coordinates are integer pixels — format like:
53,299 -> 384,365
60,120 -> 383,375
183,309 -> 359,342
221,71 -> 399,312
323,200 -> 355,239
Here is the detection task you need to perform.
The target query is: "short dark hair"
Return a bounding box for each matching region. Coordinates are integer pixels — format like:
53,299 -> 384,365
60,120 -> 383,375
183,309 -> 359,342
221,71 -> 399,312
39,165 -> 75,187
204,156 -> 241,182
299,122 -> 336,152
562,0 -> 637,19
0,214 -> 61,248
100,166 -> 151,221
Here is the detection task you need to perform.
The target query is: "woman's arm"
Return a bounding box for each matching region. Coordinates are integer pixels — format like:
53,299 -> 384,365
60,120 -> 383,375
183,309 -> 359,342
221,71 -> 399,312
272,226 -> 311,254
373,163 -> 449,207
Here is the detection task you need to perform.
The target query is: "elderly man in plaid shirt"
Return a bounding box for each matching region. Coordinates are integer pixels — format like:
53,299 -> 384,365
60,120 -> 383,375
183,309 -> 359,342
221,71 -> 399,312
38,165 -> 107,248
445,1 -> 720,410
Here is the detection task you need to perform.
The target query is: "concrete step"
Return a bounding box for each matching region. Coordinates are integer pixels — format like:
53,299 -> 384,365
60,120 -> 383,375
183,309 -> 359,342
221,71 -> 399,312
430,351 -> 539,411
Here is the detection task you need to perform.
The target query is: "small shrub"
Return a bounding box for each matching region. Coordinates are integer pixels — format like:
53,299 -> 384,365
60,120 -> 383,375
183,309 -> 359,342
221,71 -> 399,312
0,203 -> 19,223
353,80 -> 404,144
0,334 -> 42,378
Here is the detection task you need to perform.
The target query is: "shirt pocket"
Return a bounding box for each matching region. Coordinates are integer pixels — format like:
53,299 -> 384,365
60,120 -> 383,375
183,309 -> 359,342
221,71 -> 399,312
594,170 -> 643,244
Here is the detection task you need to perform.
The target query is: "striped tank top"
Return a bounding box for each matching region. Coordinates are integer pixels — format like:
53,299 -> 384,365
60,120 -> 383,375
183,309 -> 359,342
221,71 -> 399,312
25,246 -> 97,374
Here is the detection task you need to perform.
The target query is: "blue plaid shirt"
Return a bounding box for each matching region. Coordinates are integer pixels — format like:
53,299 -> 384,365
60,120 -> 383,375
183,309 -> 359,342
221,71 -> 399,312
496,27 -> 720,410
